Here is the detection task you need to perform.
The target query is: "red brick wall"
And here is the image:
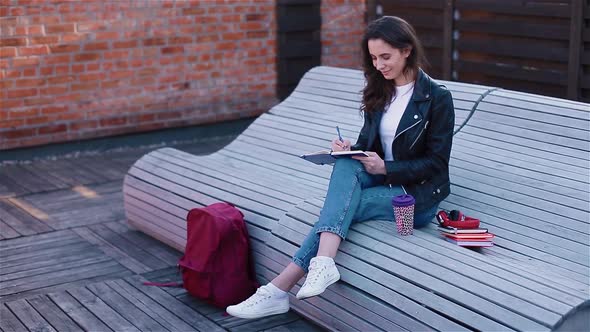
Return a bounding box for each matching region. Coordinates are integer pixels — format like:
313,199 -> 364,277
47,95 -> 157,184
0,0 -> 277,150
321,0 -> 366,69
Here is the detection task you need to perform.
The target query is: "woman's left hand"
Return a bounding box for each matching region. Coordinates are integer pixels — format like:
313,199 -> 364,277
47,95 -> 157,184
352,151 -> 386,175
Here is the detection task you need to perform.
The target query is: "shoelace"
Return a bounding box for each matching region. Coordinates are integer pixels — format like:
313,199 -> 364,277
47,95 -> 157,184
241,286 -> 272,307
306,260 -> 329,286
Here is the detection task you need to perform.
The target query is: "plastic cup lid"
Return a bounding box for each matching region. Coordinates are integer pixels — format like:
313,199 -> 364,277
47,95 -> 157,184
392,194 -> 415,207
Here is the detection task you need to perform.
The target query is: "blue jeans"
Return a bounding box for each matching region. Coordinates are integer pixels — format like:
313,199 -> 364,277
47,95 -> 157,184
292,158 -> 438,272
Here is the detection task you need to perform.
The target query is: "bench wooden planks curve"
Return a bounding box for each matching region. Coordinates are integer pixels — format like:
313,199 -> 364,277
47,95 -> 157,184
123,66 -> 589,331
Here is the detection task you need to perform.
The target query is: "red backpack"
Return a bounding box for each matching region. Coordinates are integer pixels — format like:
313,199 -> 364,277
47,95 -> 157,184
179,202 -> 258,308
146,202 -> 258,308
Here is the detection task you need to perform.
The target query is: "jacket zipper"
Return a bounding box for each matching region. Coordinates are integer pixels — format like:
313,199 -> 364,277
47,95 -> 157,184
409,121 -> 429,150
390,119 -> 421,158
389,184 -> 407,194
388,118 -> 421,195
393,119 -> 422,143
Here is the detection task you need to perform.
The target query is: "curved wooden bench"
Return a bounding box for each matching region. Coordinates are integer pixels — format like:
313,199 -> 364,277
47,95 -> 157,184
123,66 -> 589,331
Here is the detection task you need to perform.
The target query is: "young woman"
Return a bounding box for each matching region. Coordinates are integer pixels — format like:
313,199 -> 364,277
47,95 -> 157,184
227,16 -> 455,319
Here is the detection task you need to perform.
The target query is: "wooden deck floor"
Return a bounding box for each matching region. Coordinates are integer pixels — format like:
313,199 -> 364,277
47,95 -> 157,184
0,139 -> 323,332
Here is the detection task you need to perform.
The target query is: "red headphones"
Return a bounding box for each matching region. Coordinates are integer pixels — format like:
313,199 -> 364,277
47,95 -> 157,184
436,210 -> 480,229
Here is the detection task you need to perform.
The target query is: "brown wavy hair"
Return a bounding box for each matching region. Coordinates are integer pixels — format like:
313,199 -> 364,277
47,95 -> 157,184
361,16 -> 427,115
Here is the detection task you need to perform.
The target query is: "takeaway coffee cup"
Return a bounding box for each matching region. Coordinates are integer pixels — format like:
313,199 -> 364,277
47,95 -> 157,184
392,194 -> 416,236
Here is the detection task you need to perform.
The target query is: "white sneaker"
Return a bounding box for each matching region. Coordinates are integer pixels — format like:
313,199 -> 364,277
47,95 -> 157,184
226,284 -> 290,319
296,256 -> 340,300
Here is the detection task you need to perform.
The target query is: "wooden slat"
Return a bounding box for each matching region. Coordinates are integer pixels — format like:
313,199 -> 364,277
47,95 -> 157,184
55,158 -> 107,184
85,282 -> 167,331
18,181 -> 126,230
450,164 -> 588,214
568,0 -> 584,99
439,198 -> 590,285
0,303 -> 28,332
0,241 -> 92,273
0,260 -> 129,299
475,104 -> 590,139
106,279 -> 197,331
20,163 -> 70,190
147,151 -> 305,206
0,220 -> 22,239
307,65 -> 495,91
0,172 -> 29,198
222,141 -> 329,188
124,185 -> 270,248
0,165 -> 59,193
0,231 -> 81,258
456,59 -> 567,85
2,254 -> 111,284
456,38 -> 568,62
488,90 -> 590,112
451,157 -> 588,204
451,174 -> 588,226
48,291 -> 112,332
352,223 -> 582,308
368,219 -> 587,302
454,128 -> 589,171
156,148 -> 318,198
70,156 -> 128,181
72,227 -> 152,274
0,198 -> 52,236
404,220 -> 589,298
67,287 -> 140,332
122,275 -> 226,332
448,183 -> 587,237
126,174 -> 274,251
104,221 -> 181,264
455,19 -> 570,40
26,295 -> 83,332
124,199 -> 189,251
225,310 -> 300,331
5,299 -> 57,332
456,0 -> 571,17
87,223 -> 169,270
129,160 -> 286,220
451,141 -> 588,192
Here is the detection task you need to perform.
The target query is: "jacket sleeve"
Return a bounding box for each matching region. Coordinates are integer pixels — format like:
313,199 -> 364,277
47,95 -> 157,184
351,111 -> 370,151
384,89 -> 455,185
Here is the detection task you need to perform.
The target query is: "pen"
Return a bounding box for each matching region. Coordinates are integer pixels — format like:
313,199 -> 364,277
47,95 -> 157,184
336,126 -> 344,143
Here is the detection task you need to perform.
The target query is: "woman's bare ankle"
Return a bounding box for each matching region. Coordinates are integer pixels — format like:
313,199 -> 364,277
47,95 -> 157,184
271,263 -> 305,292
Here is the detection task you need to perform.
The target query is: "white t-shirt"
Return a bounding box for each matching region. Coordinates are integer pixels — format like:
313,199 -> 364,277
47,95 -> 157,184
380,81 -> 415,161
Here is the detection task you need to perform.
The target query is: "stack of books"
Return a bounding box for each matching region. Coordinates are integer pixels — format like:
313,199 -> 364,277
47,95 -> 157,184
438,226 -> 494,247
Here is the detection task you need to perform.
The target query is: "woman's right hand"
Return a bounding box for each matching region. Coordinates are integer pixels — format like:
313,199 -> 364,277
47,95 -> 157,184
331,138 -> 351,152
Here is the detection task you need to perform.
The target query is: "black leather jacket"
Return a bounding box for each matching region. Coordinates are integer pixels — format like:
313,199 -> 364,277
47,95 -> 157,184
351,69 -> 455,212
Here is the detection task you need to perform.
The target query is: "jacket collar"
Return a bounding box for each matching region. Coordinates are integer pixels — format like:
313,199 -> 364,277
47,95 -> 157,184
411,68 -> 432,102
367,68 -> 433,150
393,68 -> 431,138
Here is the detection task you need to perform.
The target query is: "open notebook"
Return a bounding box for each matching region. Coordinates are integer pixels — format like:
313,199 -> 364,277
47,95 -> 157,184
300,150 -> 369,165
